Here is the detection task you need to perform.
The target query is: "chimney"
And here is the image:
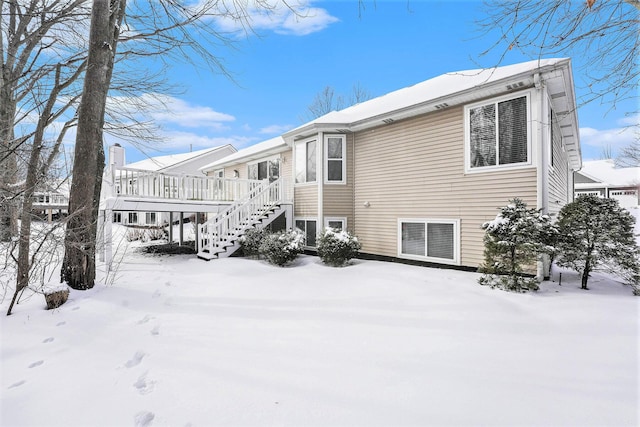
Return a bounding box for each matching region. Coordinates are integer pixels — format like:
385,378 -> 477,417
109,143 -> 125,170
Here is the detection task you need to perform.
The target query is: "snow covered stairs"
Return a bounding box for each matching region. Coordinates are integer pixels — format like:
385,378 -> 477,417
197,179 -> 286,260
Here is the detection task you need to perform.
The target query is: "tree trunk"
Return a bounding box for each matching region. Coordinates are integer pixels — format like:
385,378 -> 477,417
581,255 -> 591,290
0,82 -> 19,242
62,0 -> 126,290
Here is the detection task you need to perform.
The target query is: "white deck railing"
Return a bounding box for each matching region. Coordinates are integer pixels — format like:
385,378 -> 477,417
108,166 -> 264,202
198,178 -> 289,257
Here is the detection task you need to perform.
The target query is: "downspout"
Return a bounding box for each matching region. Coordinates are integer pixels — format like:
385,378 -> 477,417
317,132 -> 324,234
534,72 -> 546,281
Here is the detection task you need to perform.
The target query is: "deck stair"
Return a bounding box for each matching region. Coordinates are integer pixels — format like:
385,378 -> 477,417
197,178 -> 288,260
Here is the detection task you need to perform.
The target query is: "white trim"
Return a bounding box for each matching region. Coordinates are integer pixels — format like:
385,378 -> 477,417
294,136 -> 318,185
397,218 -> 460,265
464,89 -> 533,174
246,153 -> 281,166
294,217 -> 318,248
324,134 -> 346,185
324,217 -> 347,230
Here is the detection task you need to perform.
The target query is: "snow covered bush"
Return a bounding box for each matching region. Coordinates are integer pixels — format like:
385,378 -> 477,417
479,198 -> 556,292
239,227 -> 267,258
556,194 -> 640,294
317,228 -> 361,267
258,229 -> 304,267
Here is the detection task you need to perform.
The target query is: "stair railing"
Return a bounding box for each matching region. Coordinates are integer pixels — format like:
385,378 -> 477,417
198,178 -> 284,256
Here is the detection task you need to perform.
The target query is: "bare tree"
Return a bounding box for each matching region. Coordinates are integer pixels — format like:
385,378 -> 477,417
616,139 -> 640,167
478,1 -> 639,115
61,0 -> 306,290
305,83 -> 372,120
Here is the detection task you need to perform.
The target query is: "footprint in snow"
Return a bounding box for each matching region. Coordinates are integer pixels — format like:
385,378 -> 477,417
42,337 -> 54,343
134,411 -> 155,427
56,321 -> 66,327
133,372 -> 155,395
152,290 -> 161,299
164,281 -> 171,287
72,306 -> 80,311
137,315 -> 152,325
28,360 -> 44,368
150,325 -> 160,336
125,351 -> 146,368
8,380 -> 25,389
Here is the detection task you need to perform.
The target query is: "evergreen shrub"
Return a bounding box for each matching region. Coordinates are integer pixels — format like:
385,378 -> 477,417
317,228 -> 361,267
258,229 -> 304,266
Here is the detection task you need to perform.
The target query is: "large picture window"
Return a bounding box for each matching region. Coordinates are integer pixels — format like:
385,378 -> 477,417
325,135 -> 346,184
467,93 -> 530,171
295,139 -> 317,184
398,219 -> 459,264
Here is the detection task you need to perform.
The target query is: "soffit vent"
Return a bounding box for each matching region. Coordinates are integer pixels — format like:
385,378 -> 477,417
506,81 -> 525,91
382,118 -> 395,124
434,103 -> 449,110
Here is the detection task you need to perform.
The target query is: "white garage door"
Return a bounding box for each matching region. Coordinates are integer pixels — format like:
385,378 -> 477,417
610,190 -> 638,209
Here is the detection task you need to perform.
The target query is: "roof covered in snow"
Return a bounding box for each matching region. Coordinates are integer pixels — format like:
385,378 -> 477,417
126,145 -> 236,172
200,137 -> 287,172
576,159 -> 640,187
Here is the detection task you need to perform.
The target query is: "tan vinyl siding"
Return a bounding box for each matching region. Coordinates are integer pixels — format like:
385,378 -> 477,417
548,120 -> 570,217
323,134 -> 355,230
353,106 -> 538,268
294,185 -> 318,216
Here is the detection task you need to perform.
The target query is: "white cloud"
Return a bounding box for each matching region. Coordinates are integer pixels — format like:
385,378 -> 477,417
259,124 -> 294,134
213,1 -> 339,37
105,93 -> 235,130
580,122 -> 638,150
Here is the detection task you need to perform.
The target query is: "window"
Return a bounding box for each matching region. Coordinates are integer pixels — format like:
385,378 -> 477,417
467,93 -> 530,171
145,212 -> 156,224
249,158 -> 280,182
398,219 -> 459,264
128,212 -> 138,224
325,135 -> 346,184
295,219 -> 317,247
324,217 -> 346,231
113,212 -> 122,223
295,139 -> 317,184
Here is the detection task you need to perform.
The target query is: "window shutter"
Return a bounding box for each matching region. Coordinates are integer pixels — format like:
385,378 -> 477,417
498,96 -> 527,165
427,223 -> 454,260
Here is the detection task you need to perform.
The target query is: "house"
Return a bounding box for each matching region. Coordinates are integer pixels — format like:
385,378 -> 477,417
198,58 -> 581,277
101,58 -> 581,277
574,159 -> 639,209
103,143 -> 237,227
31,179 -> 70,222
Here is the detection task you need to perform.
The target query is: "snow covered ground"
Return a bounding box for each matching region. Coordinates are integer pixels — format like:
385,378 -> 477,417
1,226 -> 638,427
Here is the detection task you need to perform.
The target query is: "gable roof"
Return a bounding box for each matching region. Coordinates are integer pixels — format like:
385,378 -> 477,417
576,159 -> 640,187
285,58 -> 580,169
200,137 -> 287,172
127,145 -> 236,172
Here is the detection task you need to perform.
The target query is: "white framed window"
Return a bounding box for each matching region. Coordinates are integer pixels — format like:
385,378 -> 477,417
248,156 -> 280,182
295,138 -> 317,184
214,169 -> 224,179
397,218 -> 460,265
324,217 -> 346,231
465,91 -> 531,173
145,212 -> 156,224
575,191 -> 601,197
324,135 -> 346,184
113,212 -> 122,223
128,212 -> 138,224
295,218 -> 317,247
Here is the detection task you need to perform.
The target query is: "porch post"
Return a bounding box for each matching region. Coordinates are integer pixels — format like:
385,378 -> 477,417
179,212 -> 184,246
169,212 -> 173,243
195,212 -> 200,252
105,209 -> 113,271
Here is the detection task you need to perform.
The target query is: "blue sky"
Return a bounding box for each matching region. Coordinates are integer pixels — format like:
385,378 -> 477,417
108,0 -> 637,164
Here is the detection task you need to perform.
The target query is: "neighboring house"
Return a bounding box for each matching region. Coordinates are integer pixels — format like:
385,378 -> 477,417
574,159 -> 640,209
100,58 -> 580,276
104,143 -> 237,227
31,180 -> 70,221
196,58 -> 581,277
